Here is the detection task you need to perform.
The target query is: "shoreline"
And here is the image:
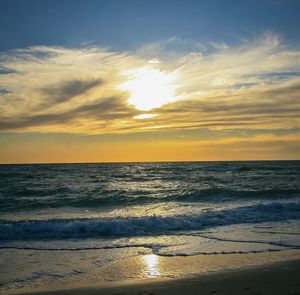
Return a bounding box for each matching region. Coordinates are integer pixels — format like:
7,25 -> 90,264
7,250 -> 300,295
11,259 -> 300,295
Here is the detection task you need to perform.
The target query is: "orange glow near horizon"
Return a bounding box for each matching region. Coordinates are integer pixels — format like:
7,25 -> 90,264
0,133 -> 299,164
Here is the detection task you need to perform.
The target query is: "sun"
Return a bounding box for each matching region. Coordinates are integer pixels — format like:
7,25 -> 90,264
119,66 -> 179,111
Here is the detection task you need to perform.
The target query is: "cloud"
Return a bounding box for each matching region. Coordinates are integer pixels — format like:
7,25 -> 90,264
47,8 -> 60,16
37,78 -> 103,110
0,67 -> 15,75
0,32 -> 299,136
80,40 -> 97,47
0,96 -> 138,133
0,87 -> 10,94
151,78 -> 299,130
0,46 -> 144,133
209,41 -> 230,50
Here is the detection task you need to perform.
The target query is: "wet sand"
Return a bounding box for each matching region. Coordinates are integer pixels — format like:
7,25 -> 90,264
11,250 -> 300,295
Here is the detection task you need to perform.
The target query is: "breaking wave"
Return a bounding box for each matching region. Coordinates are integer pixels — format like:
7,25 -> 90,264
1,201 -> 299,240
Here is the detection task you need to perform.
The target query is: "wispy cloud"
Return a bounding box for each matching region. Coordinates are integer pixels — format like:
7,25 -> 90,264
47,8 -> 60,16
0,32 -> 299,137
80,40 -> 97,47
37,78 -> 103,109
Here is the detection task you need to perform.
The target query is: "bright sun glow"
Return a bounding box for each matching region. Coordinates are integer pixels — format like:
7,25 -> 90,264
119,66 -> 178,111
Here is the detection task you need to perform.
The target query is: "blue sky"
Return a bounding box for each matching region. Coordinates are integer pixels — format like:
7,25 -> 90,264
0,0 -> 299,51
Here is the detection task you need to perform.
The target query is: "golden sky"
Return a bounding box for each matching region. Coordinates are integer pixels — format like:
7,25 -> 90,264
0,33 -> 299,163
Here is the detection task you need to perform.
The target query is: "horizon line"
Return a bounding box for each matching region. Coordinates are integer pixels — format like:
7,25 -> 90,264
1,159 -> 299,165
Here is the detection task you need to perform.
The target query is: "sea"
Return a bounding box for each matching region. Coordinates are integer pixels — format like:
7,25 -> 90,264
0,161 -> 300,292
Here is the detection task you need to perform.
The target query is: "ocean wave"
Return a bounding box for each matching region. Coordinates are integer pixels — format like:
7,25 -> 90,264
1,187 -> 299,212
1,201 -> 299,240
1,161 -> 300,213
175,188 -> 300,201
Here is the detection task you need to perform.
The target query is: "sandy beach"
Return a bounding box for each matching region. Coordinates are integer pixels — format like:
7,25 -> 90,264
12,260 -> 300,295
9,250 -> 300,295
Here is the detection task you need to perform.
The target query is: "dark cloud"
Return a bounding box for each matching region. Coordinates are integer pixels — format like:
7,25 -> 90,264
0,96 -> 137,131
158,81 -> 299,115
0,87 -> 10,94
37,79 -> 103,109
0,67 -> 15,75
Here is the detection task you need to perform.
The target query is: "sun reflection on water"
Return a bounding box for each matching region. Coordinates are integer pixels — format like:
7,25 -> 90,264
142,254 -> 160,277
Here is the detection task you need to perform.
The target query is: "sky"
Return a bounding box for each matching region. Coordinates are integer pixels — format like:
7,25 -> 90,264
0,0 -> 299,163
